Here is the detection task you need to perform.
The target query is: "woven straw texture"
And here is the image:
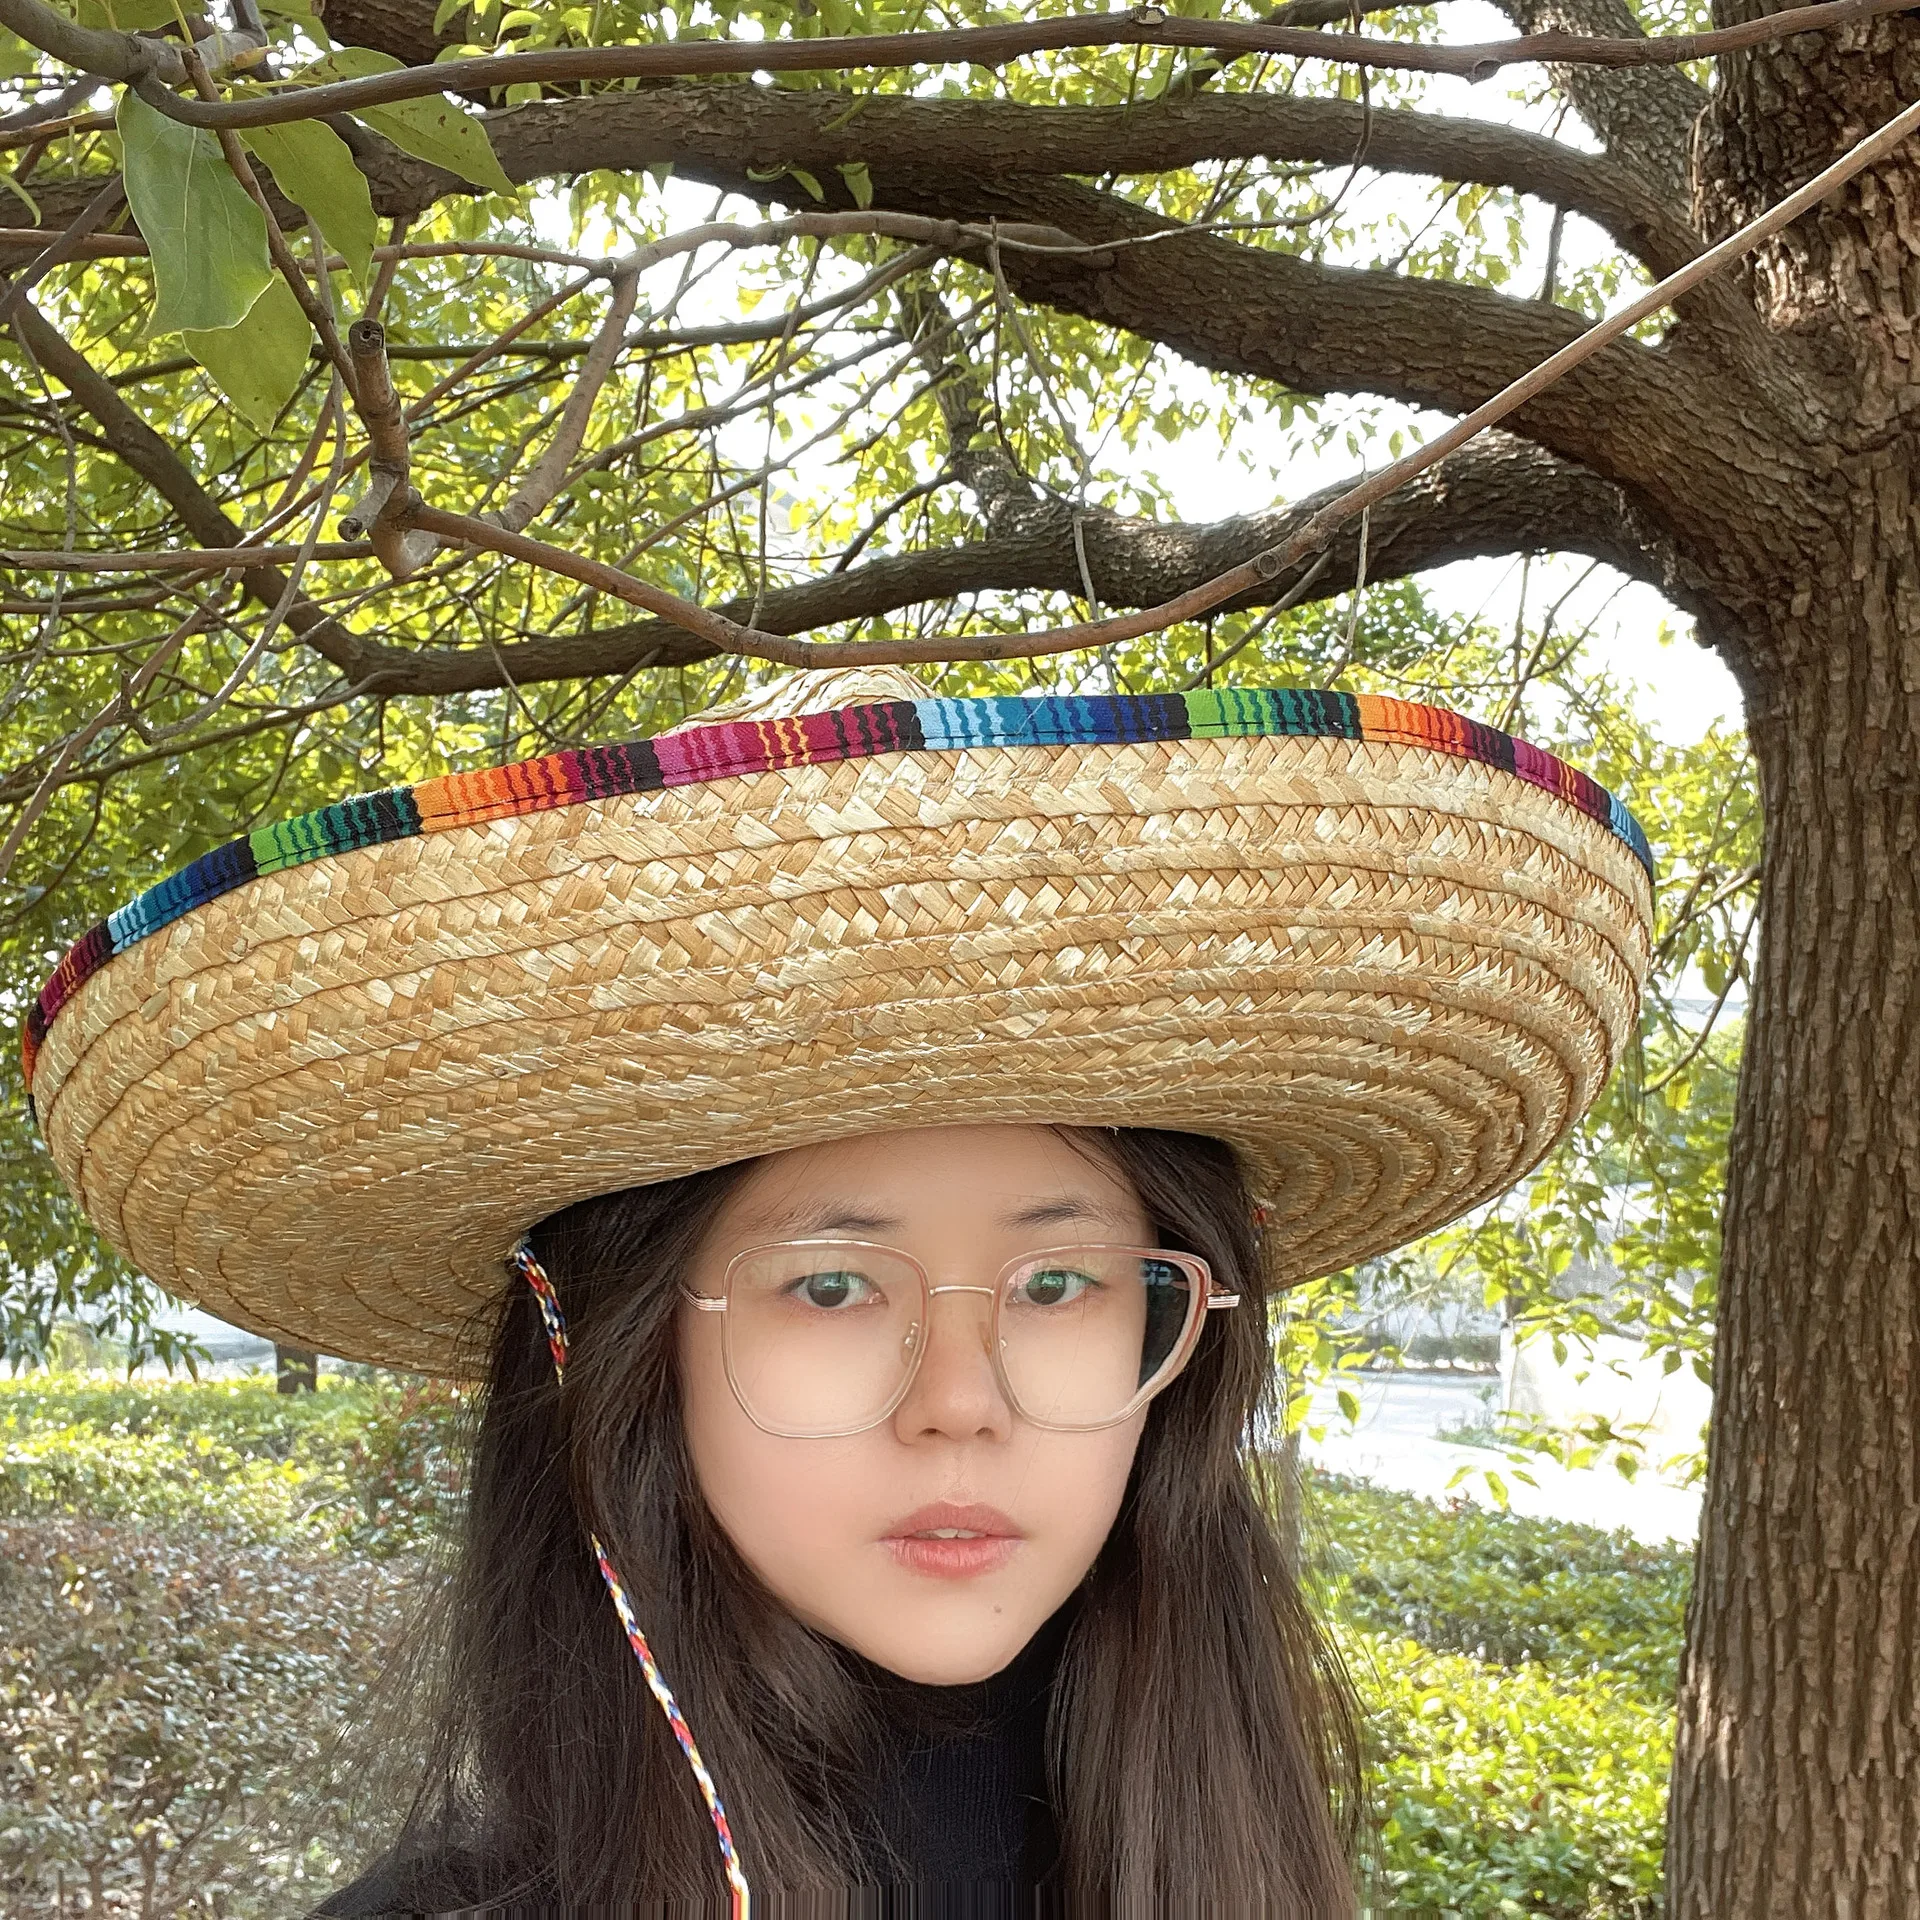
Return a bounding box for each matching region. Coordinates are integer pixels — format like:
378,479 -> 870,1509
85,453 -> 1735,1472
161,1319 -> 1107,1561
28,673 -> 1654,1375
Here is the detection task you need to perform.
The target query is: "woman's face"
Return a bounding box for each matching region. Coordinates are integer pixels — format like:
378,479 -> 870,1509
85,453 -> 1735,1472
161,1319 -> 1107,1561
678,1124 -> 1153,1684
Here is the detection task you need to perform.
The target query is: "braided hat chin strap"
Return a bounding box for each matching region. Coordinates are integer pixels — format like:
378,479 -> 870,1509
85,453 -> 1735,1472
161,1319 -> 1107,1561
510,1240 -> 752,1919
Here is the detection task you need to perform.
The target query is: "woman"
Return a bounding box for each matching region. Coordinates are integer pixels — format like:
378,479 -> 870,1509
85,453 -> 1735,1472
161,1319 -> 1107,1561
23,664 -> 1654,1912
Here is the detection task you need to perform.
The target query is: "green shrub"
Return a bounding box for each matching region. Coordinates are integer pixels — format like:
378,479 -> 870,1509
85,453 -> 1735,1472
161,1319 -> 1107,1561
1305,1469 -> 1690,1701
1353,1629 -> 1669,1919
0,1377 -> 467,1557
0,1421 -> 331,1539
333,1378 -> 468,1560
1,1380 -> 1687,1917
0,1376 -> 374,1454
0,1515 -> 410,1918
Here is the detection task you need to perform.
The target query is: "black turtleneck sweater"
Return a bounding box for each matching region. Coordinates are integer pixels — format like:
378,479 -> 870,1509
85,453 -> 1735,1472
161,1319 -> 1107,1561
316,1610 -> 1068,1916
850,1602 -> 1068,1905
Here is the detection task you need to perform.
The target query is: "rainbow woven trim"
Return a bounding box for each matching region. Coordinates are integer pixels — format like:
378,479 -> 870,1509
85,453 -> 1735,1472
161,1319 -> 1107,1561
21,688 -> 1652,1099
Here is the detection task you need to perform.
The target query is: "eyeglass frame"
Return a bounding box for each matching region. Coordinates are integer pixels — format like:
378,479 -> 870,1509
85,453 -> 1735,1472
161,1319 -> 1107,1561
682,1237 -> 1242,1439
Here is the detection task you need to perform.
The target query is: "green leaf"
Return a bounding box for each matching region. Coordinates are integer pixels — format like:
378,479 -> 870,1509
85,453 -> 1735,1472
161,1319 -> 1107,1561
117,91 -> 272,338
357,94 -> 517,196
241,121 -> 378,285
788,167 -> 825,203
838,160 -> 874,210
307,49 -> 516,195
183,276 -> 312,433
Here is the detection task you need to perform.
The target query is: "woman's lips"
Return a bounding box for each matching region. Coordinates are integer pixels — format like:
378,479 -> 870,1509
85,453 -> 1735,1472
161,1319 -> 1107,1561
886,1535 -> 1021,1578
881,1502 -> 1023,1580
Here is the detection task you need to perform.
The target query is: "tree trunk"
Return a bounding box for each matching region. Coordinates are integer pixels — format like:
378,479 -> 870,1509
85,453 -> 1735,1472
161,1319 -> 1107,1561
1663,15 -> 1920,1905
1667,549 -> 1920,1914
274,1345 -> 318,1394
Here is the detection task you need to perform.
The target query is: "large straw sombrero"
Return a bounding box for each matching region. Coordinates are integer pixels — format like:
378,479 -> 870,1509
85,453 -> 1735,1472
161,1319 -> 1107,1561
23,666 -> 1654,1375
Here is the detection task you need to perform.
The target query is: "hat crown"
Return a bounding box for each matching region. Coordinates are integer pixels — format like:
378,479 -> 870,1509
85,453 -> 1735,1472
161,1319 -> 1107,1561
661,664 -> 931,735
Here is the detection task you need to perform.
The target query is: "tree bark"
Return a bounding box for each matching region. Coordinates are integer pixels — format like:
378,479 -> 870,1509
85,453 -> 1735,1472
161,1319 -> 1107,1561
275,1345 -> 318,1394
1670,572 -> 1920,1916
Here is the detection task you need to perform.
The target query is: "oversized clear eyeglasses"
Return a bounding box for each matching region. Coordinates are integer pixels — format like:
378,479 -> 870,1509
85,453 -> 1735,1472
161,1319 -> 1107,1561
683,1239 -> 1240,1438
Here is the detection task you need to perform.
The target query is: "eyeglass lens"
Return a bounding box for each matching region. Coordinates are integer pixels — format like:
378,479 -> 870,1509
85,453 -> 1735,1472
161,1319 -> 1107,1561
721,1243 -> 1199,1436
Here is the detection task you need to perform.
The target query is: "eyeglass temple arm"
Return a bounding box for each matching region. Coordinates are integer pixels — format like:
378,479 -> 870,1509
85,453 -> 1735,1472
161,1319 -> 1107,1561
1206,1286 -> 1241,1309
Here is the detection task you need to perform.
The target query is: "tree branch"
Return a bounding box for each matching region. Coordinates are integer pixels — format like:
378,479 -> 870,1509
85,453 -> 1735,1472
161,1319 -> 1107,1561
379,92 -> 1901,689
16,83 -> 1701,282
1490,0 -> 1708,208
0,433 -> 1713,729
284,434 -> 1722,697
752,167 -> 1725,501
484,268 -> 638,537
457,87 -> 1701,278
36,102 -> 1655,478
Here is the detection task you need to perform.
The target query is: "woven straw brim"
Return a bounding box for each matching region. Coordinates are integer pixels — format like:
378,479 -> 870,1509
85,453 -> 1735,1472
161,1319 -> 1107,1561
27,705 -> 1653,1376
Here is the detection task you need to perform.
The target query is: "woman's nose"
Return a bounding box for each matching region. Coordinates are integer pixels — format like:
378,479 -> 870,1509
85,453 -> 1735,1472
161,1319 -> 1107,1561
891,1284 -> 1014,1443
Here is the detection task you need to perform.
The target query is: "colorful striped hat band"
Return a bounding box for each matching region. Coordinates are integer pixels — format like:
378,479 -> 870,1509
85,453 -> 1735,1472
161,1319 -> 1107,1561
510,1239 -> 754,1917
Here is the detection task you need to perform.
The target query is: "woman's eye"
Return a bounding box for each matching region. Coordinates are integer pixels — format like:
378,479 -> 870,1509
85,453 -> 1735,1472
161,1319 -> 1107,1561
1016,1266 -> 1095,1307
788,1269 -> 872,1310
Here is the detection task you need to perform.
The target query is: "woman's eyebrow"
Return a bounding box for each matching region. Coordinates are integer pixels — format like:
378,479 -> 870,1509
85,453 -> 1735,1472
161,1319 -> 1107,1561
999,1195 -> 1125,1232
723,1199 -> 888,1239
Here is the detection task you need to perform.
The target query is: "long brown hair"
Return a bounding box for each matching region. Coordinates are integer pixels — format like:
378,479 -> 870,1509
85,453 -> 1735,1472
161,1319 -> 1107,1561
359,1128 -> 1362,1912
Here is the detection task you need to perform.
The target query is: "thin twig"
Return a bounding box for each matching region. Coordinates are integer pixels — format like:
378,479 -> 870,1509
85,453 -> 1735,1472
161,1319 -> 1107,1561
0,542 -> 372,570
0,227 -> 142,254
42,0 -> 1911,133
0,74 -> 104,139
0,289 -> 80,733
361,214 -> 410,323
486,269 -> 639,536
1175,552 -> 1336,688
140,380 -> 351,740
1641,897 -> 1759,1095
0,599 -> 220,882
